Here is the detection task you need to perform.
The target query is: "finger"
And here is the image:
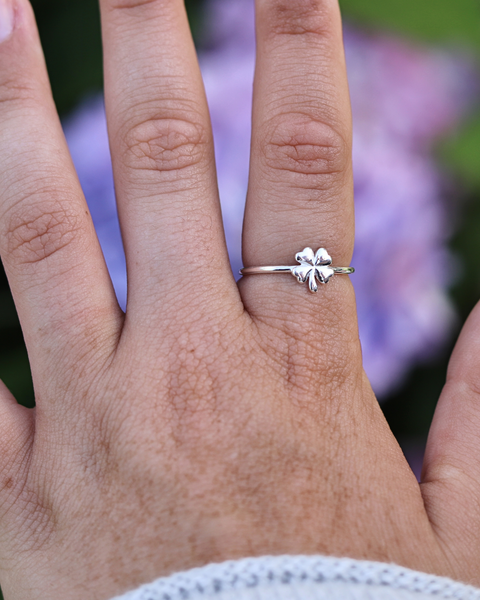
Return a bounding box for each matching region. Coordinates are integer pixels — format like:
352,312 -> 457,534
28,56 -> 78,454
0,0 -> 122,397
100,0 -> 239,324
241,0 -> 357,349
0,380 -> 33,502
422,302 -> 480,578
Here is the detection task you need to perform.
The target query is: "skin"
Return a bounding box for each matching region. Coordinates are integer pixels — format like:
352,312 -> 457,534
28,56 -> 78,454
0,0 -> 480,598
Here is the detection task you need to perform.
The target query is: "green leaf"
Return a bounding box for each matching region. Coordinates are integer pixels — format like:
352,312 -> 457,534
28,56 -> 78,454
340,0 -> 480,50
439,110 -> 480,188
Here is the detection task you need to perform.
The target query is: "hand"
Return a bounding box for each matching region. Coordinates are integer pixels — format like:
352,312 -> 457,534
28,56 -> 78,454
0,0 -> 479,598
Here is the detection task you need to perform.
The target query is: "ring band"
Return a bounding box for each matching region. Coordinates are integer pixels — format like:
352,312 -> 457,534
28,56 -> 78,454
241,266 -> 355,275
240,247 -> 354,293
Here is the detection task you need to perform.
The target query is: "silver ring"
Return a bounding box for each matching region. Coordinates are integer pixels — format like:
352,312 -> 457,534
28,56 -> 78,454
240,247 -> 354,293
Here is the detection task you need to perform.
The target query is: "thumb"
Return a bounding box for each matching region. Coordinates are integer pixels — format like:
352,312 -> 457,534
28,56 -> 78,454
422,300 -> 480,584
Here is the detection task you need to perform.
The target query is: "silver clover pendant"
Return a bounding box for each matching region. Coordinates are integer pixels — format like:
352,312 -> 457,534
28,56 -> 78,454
240,247 -> 354,292
291,247 -> 335,293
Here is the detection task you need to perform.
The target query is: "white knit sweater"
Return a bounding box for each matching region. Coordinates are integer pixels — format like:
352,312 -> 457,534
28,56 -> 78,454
110,556 -> 480,600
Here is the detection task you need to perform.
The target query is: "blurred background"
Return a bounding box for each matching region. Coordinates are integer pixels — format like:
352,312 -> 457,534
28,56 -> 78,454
0,3 -> 479,588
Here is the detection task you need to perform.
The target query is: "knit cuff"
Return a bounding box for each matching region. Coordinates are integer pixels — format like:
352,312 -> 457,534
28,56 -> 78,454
110,555 -> 480,600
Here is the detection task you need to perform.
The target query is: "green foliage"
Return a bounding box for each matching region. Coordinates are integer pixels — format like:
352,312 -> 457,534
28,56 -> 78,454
0,278 -> 34,408
340,0 -> 480,50
31,0 -> 103,115
450,191 -> 480,314
439,115 -> 480,189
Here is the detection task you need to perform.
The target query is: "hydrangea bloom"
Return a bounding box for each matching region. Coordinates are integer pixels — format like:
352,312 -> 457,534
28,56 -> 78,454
63,0 -> 475,397
63,96 -> 127,309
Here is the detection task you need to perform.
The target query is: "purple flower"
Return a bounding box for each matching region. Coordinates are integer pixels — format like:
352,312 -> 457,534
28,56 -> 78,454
63,96 -> 127,310
63,0 -> 476,397
343,30 -> 475,395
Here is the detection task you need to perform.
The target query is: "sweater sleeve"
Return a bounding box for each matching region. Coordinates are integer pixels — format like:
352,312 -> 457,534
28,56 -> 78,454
109,555 -> 480,600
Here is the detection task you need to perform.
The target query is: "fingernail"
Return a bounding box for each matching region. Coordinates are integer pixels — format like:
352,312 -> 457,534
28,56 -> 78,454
0,0 -> 14,43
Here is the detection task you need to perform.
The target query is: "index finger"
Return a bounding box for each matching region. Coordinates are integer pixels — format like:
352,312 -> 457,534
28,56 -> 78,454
240,0 -> 358,375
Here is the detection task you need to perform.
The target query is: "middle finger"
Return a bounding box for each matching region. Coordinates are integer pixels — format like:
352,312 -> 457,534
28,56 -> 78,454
99,0 -> 238,323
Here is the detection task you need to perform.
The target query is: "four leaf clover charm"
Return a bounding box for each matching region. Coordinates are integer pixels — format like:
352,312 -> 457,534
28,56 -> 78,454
292,247 -> 335,293
240,246 -> 353,289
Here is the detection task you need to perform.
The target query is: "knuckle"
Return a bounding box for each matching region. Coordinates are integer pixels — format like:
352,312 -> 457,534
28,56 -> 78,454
108,0 -> 158,11
262,115 -> 349,185
4,200 -> 84,267
0,78 -> 38,110
122,117 -> 210,175
262,0 -> 333,38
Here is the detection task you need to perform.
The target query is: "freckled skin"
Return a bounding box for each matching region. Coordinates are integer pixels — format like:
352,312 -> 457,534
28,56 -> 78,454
0,1 -> 479,599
